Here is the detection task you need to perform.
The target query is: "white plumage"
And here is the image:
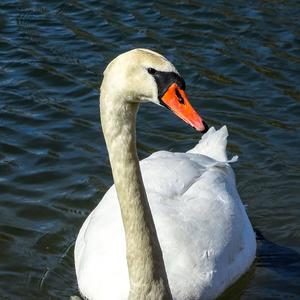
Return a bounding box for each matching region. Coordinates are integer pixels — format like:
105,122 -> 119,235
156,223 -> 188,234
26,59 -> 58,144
75,126 -> 256,300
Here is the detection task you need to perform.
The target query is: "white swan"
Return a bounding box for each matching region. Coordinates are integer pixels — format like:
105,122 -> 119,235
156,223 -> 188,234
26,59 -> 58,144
74,48 -> 256,300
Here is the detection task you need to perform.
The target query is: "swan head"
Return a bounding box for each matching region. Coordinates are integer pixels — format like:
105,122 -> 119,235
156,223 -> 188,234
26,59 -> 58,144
101,48 -> 208,132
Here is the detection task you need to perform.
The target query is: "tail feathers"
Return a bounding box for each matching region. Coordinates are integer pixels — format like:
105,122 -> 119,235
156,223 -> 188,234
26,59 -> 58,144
187,125 -> 231,161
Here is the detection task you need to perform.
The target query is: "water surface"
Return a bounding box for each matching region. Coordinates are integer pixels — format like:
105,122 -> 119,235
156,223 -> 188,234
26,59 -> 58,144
0,1 -> 299,299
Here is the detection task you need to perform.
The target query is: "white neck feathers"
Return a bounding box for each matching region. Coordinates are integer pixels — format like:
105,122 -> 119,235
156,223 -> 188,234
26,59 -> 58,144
100,91 -> 172,299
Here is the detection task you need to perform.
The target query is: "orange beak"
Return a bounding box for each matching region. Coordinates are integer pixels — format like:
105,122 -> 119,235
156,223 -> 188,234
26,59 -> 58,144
161,83 -> 208,132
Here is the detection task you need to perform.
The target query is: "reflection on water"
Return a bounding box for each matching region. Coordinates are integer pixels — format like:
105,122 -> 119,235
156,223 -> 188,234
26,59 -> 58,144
0,1 -> 299,299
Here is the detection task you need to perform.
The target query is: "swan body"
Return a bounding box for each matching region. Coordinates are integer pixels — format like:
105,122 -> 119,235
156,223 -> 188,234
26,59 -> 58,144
74,49 -> 256,300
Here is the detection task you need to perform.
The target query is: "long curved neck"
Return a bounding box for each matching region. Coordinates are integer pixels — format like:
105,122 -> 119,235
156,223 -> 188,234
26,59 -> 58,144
100,94 -> 172,300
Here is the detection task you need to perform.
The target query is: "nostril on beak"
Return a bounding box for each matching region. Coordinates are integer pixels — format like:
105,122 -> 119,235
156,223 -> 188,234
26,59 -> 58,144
175,89 -> 185,104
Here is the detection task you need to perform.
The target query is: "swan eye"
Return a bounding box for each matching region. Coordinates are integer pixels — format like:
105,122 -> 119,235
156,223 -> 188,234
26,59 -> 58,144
147,68 -> 156,75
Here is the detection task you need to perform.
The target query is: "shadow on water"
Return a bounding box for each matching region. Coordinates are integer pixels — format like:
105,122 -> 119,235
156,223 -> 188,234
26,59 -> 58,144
217,228 -> 300,300
254,229 -> 300,278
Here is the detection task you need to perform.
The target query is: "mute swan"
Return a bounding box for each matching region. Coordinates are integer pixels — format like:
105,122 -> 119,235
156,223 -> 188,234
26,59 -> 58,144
74,48 -> 256,300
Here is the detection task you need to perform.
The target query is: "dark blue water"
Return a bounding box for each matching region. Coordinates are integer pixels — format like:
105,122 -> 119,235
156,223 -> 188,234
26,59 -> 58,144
0,1 -> 299,299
